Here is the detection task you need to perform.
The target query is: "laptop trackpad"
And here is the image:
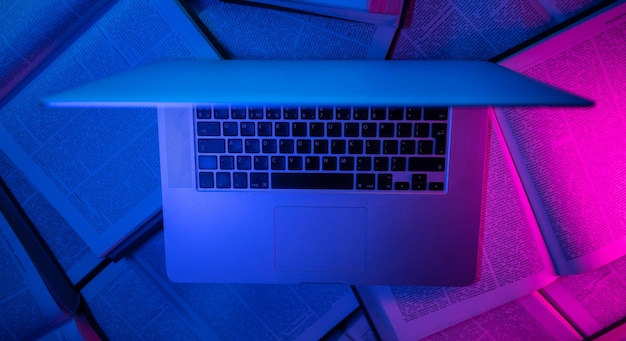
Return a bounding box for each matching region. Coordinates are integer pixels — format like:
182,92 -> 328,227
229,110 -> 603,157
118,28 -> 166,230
274,206 -> 367,272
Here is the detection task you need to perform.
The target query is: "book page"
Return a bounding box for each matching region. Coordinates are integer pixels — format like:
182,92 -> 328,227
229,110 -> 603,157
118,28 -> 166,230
541,254 -> 626,337
0,150 -> 101,284
357,112 -> 558,340
494,2 -> 626,275
390,0 -> 604,60
186,0 -> 395,59
0,0 -> 220,256
0,212 -> 71,340
0,0 -> 106,101
83,230 -> 359,340
420,293 -> 581,341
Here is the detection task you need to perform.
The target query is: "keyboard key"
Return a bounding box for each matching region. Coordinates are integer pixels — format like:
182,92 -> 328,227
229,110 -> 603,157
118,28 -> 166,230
197,107 -> 212,119
313,140 -> 328,154
280,139 -> 294,153
237,156 -> 251,170
228,139 -> 243,153
233,172 -> 247,188
397,123 -> 412,137
388,107 -> 404,120
293,122 -> 307,136
248,107 -> 264,119
435,138 -> 447,155
254,156 -> 268,170
406,107 -> 421,120
214,106 -> 229,119
199,172 -> 214,188
356,174 -> 375,190
271,156 -> 286,170
197,122 -> 220,136
408,157 -> 446,171
429,182 -> 444,190
231,107 -> 247,119
262,139 -> 277,153
348,140 -> 363,154
258,122 -> 272,136
400,140 -> 416,154
412,173 -> 427,183
357,157 -> 372,171
330,140 -> 346,154
216,172 -> 230,188
288,156 -> 303,170
371,107 -> 386,120
361,123 -> 377,137
198,139 -> 225,153
220,156 -> 234,170
240,122 -> 255,136
365,140 -> 380,154
245,139 -> 260,153
309,122 -> 324,137
335,107 -> 351,120
378,174 -> 393,190
319,107 -> 334,119
391,157 -> 406,171
424,107 -> 448,120
379,123 -> 394,137
250,173 -> 269,188
272,173 -> 353,189
414,123 -> 430,137
353,107 -> 369,120
223,122 -> 238,136
301,107 -> 316,119
327,123 -> 342,137
418,140 -> 433,154
275,122 -> 289,136
266,107 -> 281,119
322,156 -> 337,170
284,107 -> 298,119
199,155 -> 217,169
382,140 -> 398,154
394,182 -> 410,190
305,156 -> 320,170
431,123 -> 447,139
339,156 -> 355,170
344,123 -> 359,137
374,157 -> 388,171
296,139 -> 311,153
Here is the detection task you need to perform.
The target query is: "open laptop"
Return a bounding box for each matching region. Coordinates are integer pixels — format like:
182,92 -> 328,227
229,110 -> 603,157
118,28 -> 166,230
44,58 -> 591,286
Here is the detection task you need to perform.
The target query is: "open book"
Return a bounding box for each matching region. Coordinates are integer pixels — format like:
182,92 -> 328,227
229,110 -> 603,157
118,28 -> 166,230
186,0 -> 400,59
391,0 -> 606,60
356,2 -> 626,339
0,0 -> 220,268
0,179 -> 100,340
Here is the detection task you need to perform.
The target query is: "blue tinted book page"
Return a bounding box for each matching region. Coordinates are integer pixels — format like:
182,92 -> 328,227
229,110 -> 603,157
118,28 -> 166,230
82,230 -> 359,340
187,0 -> 395,59
0,0 -> 107,102
357,111 -> 559,340
0,151 -> 100,284
0,0 -> 219,257
0,211 -> 71,340
495,1 -> 626,275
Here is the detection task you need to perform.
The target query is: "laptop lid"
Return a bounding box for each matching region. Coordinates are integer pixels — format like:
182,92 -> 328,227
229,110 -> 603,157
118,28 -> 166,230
43,60 -> 593,107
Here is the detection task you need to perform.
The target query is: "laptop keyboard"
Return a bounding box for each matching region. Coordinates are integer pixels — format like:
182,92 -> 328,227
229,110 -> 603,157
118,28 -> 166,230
195,106 -> 449,191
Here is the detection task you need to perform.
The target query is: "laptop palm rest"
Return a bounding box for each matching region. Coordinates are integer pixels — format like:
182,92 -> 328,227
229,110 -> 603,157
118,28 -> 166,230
274,206 -> 367,273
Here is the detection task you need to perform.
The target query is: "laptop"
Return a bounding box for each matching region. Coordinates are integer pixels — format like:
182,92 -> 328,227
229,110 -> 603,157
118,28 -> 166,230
43,59 -> 591,286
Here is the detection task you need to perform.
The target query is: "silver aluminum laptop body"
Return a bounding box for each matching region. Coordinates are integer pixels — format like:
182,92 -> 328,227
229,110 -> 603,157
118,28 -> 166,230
44,60 -> 591,286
